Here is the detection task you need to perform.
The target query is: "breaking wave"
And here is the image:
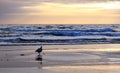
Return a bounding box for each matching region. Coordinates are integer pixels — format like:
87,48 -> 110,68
0,24 -> 120,45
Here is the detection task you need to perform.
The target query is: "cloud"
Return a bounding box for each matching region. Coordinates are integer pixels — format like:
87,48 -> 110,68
0,0 -> 24,18
0,0 -> 120,24
0,0 -> 120,16
0,0 -> 41,21
21,1 -> 120,16
38,0 -> 120,3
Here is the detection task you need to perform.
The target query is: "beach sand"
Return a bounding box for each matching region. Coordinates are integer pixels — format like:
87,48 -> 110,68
0,44 -> 120,73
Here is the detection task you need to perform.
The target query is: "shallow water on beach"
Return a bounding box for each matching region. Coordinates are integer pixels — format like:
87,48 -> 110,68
0,44 -> 120,73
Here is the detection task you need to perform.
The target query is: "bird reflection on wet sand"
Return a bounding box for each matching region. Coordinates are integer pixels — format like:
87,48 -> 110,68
35,54 -> 42,64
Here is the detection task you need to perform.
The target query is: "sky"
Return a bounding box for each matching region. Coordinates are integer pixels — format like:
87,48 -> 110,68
0,0 -> 120,24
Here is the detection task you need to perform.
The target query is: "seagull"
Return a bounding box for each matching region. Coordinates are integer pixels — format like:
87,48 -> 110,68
35,46 -> 42,55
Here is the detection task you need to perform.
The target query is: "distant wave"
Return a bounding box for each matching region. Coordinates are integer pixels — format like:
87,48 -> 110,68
0,24 -> 120,45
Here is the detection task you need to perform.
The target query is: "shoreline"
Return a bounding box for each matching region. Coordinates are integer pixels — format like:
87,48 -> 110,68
0,43 -> 120,46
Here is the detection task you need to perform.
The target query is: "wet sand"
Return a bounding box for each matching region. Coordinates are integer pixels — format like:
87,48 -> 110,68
0,44 -> 120,73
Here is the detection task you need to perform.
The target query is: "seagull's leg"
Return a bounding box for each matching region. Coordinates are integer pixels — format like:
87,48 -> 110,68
39,53 -> 40,56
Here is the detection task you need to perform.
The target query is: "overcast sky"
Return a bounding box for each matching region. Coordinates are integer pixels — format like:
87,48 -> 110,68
0,0 -> 120,24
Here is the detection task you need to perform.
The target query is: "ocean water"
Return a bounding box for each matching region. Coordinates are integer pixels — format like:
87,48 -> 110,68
0,24 -> 120,45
